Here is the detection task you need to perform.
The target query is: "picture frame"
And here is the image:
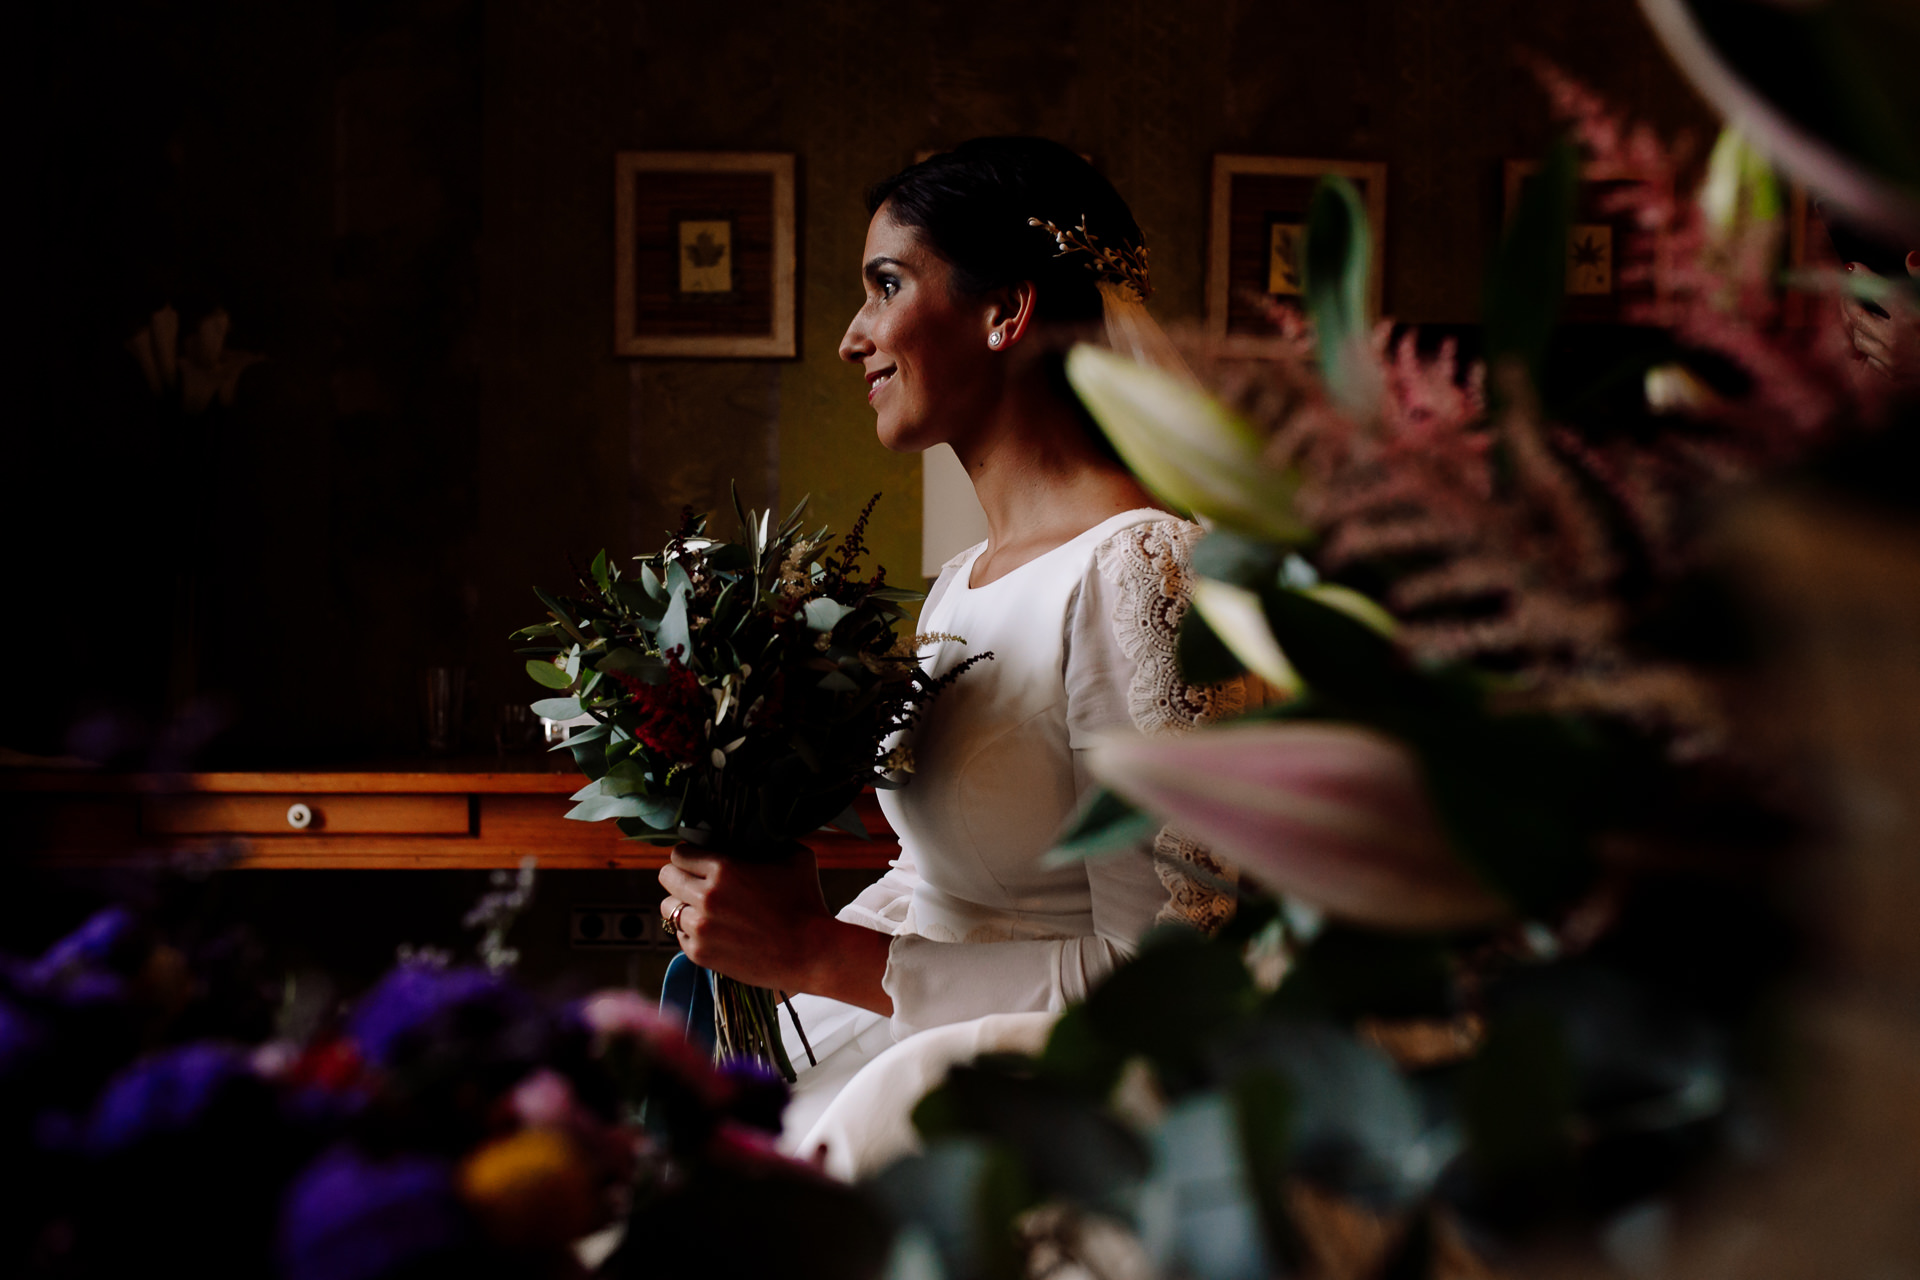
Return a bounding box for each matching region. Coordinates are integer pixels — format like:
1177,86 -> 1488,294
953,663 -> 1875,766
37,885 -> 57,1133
1502,158 -> 1650,325
1206,156 -> 1387,348
614,152 -> 796,358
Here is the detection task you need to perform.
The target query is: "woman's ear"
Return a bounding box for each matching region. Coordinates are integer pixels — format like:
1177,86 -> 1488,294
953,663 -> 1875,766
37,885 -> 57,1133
986,282 -> 1038,349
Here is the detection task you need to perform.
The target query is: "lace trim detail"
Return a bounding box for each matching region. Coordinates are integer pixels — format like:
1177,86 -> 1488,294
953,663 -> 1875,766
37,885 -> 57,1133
1152,828 -> 1238,934
1095,520 -> 1245,735
1094,519 -> 1244,934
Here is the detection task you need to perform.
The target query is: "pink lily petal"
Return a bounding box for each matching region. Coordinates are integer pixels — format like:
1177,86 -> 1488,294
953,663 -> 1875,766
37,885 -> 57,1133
1086,722 -> 1511,932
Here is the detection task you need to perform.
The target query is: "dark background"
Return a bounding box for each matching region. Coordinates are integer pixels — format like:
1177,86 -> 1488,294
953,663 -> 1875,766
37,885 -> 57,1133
6,0 -> 1717,769
4,0 -> 1720,991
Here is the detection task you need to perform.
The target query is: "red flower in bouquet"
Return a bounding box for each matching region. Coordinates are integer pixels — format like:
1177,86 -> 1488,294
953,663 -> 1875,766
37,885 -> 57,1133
610,654 -> 705,765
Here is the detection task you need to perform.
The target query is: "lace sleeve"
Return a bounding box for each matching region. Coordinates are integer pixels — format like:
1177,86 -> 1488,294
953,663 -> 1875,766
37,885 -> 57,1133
1083,519 -> 1245,934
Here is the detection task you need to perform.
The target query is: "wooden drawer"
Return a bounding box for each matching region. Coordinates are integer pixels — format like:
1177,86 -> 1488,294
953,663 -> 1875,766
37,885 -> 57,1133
142,793 -> 472,836
3,772 -> 897,869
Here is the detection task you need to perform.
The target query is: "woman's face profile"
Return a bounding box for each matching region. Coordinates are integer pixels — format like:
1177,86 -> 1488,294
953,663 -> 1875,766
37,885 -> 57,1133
839,204 -> 998,453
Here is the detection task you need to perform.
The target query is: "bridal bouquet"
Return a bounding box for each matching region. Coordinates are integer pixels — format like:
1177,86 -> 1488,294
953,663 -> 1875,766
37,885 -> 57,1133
515,494 -> 985,1078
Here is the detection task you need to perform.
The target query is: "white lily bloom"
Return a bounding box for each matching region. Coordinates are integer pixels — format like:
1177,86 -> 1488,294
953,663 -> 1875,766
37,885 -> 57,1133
1086,722 -> 1510,932
1066,345 -> 1307,542
1189,579 -> 1301,695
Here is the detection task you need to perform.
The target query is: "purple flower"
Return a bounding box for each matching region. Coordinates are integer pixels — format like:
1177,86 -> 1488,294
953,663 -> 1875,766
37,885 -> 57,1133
18,907 -> 145,1006
279,1145 -> 476,1280
35,906 -> 142,977
86,1043 -> 257,1152
345,967 -> 510,1068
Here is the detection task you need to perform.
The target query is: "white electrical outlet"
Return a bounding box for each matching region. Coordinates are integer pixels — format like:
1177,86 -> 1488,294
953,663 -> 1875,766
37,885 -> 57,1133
569,904 -> 675,950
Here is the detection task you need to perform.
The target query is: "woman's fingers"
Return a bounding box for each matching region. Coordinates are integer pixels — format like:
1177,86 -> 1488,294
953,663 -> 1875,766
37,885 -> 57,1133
668,845 -> 723,875
657,861 -> 705,905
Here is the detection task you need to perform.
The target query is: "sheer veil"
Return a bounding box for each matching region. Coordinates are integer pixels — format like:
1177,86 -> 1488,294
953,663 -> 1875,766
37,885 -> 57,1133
1097,279 -> 1198,386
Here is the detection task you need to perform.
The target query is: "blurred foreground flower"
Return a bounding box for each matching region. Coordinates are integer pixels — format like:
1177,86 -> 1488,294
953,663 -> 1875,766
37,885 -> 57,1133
458,1126 -> 600,1249
1086,722 -> 1510,932
1066,344 -> 1308,542
280,1146 -> 476,1280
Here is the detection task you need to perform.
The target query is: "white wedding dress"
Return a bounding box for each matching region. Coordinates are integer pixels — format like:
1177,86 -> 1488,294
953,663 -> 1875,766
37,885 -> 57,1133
777,509 -> 1243,1177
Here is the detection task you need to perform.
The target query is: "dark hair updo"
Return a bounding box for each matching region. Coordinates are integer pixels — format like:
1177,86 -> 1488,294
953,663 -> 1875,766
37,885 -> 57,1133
867,137 -> 1147,326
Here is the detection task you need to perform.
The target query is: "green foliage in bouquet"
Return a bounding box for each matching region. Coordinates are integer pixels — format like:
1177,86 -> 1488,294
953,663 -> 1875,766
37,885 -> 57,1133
515,492 -> 976,856
515,491 -> 987,1081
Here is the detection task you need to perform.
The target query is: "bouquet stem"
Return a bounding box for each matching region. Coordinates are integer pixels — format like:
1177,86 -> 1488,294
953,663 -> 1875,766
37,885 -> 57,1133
710,974 -> 799,1083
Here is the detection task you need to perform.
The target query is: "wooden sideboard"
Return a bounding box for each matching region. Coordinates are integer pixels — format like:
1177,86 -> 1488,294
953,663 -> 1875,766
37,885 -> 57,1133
0,771 -> 899,870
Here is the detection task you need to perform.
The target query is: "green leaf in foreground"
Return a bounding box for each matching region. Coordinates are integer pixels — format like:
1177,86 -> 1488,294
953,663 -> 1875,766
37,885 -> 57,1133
1303,174 -> 1380,418
1485,135 -> 1577,394
525,659 -> 574,690
1045,786 -> 1160,865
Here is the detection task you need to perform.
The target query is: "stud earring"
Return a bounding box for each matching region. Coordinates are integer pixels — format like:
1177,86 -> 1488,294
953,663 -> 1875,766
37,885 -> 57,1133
988,331 -> 1003,347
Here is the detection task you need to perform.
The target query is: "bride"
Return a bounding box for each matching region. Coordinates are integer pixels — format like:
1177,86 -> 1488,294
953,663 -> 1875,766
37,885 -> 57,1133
656,137 -> 1243,1175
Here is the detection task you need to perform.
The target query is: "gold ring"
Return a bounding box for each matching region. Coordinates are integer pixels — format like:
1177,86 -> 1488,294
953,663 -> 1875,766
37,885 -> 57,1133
668,902 -> 689,937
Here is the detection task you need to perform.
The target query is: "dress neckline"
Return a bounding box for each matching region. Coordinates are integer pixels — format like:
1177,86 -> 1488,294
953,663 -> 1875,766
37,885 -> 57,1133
958,508 -> 1172,593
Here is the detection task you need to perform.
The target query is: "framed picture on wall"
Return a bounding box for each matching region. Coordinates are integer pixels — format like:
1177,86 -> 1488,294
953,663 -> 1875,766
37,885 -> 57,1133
614,152 -> 796,358
1502,159 -> 1652,325
1206,156 -> 1387,347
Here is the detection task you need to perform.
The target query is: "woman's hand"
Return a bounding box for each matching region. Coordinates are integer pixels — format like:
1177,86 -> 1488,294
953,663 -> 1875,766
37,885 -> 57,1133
658,844 -> 827,990
658,845 -> 894,1013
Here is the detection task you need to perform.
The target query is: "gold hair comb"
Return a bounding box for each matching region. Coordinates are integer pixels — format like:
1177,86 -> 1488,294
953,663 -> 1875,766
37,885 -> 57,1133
1027,216 -> 1153,303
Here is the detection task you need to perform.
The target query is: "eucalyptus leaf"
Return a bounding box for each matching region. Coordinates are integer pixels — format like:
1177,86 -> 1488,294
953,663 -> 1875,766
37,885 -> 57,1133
639,563 -> 665,602
1229,1068 -> 1299,1268
936,1065 -> 1151,1212
566,793 -> 661,823
803,598 -> 855,632
556,722 -> 610,749
526,659 -> 574,690
1209,1021 -> 1442,1209
614,815 -> 678,843
610,580 -> 665,619
1144,1094 -> 1271,1280
658,588 -> 691,663
590,549 -> 611,592
826,802 -> 869,839
1045,787 -> 1160,865
534,586 -> 588,647
863,1139 -> 1030,1280
1083,930 -> 1258,1078
596,647 -> 667,683
532,696 -> 582,721
665,559 -> 693,599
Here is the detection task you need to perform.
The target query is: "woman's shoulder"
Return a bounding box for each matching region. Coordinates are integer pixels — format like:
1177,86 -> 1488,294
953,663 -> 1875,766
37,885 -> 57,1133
1089,512 -> 1205,593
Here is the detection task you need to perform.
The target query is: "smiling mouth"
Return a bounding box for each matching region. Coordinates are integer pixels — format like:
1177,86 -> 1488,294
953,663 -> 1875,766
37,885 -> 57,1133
866,367 -> 895,403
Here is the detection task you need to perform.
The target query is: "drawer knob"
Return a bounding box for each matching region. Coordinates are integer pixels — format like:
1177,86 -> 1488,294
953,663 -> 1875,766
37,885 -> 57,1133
286,802 -> 313,830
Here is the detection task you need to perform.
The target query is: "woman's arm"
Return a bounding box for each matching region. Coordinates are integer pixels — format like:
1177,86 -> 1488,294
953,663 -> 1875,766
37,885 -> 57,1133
658,846 -> 895,1014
